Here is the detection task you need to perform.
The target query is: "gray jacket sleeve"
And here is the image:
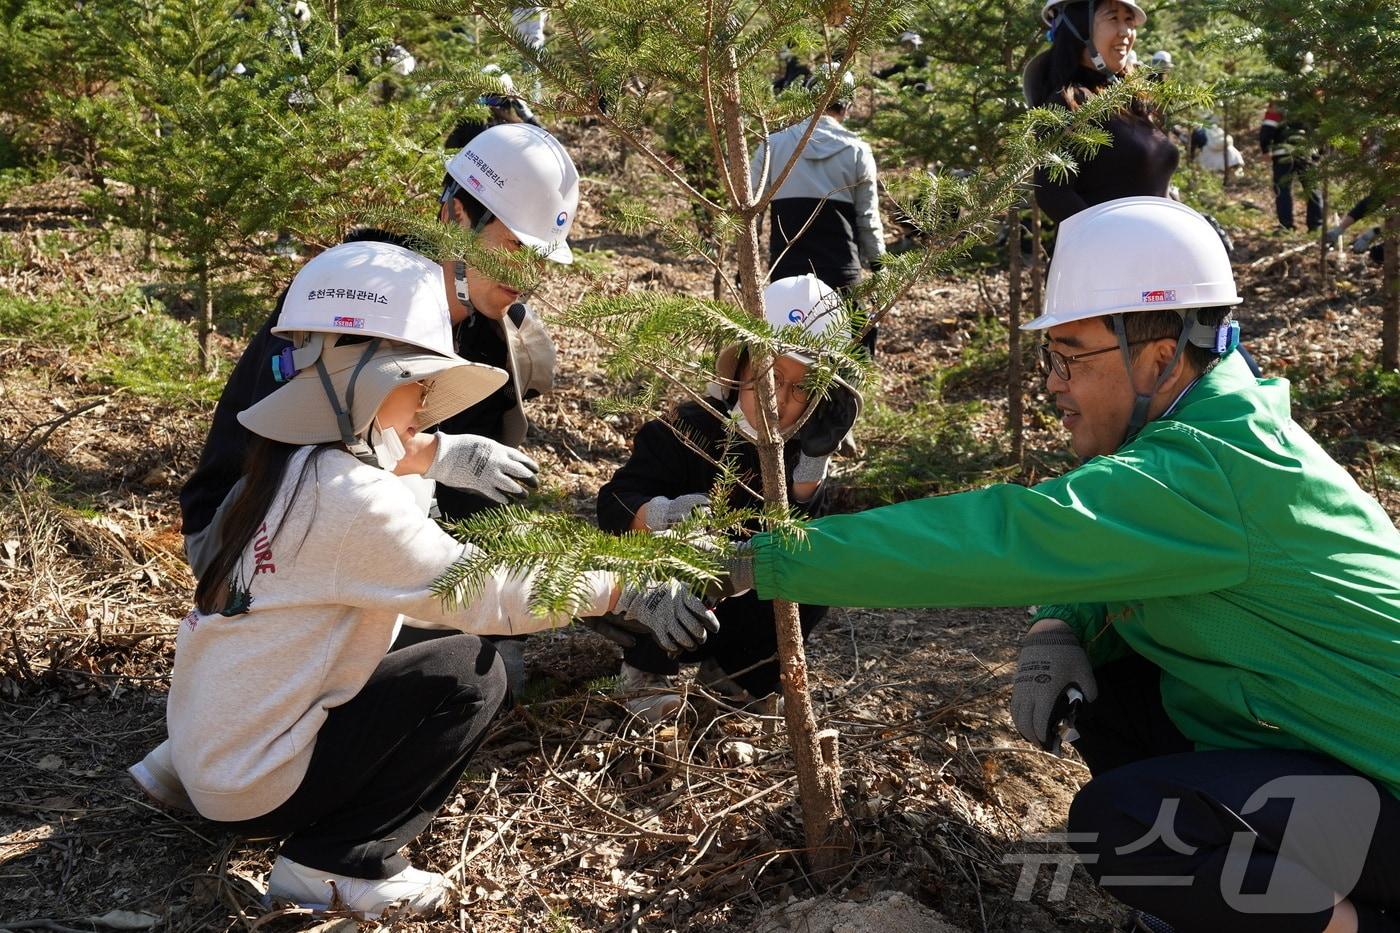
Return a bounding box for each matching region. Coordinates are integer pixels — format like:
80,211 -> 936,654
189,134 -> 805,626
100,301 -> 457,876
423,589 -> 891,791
853,143 -> 885,266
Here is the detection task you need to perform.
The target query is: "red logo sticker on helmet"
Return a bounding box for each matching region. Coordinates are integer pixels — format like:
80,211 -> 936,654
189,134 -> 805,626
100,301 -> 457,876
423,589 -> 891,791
555,211 -> 568,227
467,175 -> 485,194
1141,289 -> 1178,304
332,316 -> 365,328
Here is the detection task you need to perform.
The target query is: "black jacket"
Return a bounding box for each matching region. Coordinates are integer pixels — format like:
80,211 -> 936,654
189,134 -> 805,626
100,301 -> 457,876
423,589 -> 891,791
596,400 -> 824,535
1031,67 -> 1180,224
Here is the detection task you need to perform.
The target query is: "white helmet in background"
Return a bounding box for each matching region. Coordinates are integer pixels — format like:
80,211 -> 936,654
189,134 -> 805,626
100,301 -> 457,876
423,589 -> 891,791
898,30 -> 923,47
443,123 -> 579,264
803,62 -> 857,105
1041,0 -> 1146,28
711,275 -> 864,453
1151,49 -> 1174,69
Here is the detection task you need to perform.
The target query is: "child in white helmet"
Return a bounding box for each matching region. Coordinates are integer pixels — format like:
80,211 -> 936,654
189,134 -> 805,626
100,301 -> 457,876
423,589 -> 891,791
132,250 -> 717,919
180,123 -> 578,571
597,275 -> 862,716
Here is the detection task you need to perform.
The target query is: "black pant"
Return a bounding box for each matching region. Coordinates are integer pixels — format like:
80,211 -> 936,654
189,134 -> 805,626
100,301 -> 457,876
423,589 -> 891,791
1272,157 -> 1323,231
213,630 -> 509,878
623,591 -> 827,697
1067,655 -> 1400,932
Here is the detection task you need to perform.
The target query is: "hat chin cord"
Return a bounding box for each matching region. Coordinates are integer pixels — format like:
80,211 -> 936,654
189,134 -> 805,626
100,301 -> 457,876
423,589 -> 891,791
1055,2 -> 1117,79
1112,309 -> 1238,443
441,180 -> 498,318
313,337 -> 383,466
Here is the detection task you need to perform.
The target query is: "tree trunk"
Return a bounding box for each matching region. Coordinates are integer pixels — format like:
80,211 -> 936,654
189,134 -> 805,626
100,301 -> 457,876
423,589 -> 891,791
1319,177 -> 1330,288
714,46 -> 851,882
1007,202 -> 1024,471
1029,203 -> 1043,315
197,262 -> 214,374
1221,98 -> 1230,190
1384,202 -> 1399,370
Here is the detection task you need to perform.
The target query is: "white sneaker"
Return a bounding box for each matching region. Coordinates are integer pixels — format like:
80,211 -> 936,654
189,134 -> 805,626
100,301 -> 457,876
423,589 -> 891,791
264,856 -> 449,918
617,663 -> 684,722
128,742 -> 195,813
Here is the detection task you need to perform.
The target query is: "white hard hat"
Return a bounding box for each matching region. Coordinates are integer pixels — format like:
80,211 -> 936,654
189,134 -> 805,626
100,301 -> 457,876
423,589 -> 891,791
274,241 -> 453,358
1151,49 -> 1174,67
714,275 -> 848,384
444,123 -> 579,264
481,64 -> 516,97
898,30 -> 923,47
1041,0 -> 1146,28
1023,197 -> 1241,331
762,274 -> 845,358
804,62 -> 857,101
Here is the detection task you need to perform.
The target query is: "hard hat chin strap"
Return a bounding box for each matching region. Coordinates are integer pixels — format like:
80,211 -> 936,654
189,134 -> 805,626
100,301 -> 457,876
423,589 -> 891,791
1111,311 -> 1195,442
440,179 -> 498,318
313,337 -> 382,466
1056,2 -> 1116,78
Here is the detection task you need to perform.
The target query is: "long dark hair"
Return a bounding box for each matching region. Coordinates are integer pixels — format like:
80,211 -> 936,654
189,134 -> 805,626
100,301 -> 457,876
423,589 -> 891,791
1036,1 -> 1160,127
194,435 -> 330,615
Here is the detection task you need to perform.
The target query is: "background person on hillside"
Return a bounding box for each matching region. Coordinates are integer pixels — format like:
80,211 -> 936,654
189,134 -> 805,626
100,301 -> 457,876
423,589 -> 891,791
715,197 -> 1400,933
751,64 -> 885,351
596,276 -> 862,718
1024,0 -> 1179,225
1260,56 -> 1323,233
132,255 -> 718,919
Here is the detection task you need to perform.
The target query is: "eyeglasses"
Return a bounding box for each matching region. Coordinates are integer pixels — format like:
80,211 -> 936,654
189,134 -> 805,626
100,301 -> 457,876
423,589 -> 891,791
1036,339 -> 1163,381
738,375 -> 809,404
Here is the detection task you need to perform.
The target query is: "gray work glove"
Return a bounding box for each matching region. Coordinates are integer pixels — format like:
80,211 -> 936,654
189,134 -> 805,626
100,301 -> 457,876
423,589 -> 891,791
613,582 -> 720,654
642,494 -> 711,532
1010,627 -> 1098,750
791,452 -> 830,487
424,432 -> 539,503
704,542 -> 754,603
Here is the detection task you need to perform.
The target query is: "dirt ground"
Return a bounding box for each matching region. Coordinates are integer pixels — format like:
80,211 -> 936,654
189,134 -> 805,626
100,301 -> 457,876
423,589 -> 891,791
1,130 -> 1396,932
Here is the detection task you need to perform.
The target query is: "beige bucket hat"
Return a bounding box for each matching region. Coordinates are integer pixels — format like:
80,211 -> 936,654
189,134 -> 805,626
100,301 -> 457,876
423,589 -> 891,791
238,339 -> 508,446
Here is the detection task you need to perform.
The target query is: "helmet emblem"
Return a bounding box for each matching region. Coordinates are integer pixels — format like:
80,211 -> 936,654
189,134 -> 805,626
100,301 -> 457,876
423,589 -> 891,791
1141,289 -> 1178,304
787,308 -> 806,323
556,211 -> 568,227
466,175 -> 485,194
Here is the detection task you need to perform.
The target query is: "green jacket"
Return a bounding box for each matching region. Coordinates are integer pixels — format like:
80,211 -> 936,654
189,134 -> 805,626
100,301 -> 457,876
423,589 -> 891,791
751,352 -> 1400,795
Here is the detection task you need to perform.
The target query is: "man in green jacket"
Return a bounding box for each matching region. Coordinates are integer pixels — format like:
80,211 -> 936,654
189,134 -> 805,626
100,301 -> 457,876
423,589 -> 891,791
726,197 -> 1400,933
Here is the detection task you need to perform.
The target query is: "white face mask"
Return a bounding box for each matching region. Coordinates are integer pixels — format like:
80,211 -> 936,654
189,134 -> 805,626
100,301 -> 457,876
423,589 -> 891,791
369,419 -> 406,472
730,401 -> 759,443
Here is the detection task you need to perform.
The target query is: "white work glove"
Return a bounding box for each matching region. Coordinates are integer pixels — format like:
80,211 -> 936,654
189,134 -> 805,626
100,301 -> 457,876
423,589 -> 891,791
792,452 -> 830,487
1010,627 -> 1099,750
424,433 -> 539,503
642,494 -> 711,532
613,582 -> 720,654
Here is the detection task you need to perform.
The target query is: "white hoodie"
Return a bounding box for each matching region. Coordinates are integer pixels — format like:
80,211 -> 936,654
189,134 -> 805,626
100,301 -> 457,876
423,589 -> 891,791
165,447 -> 612,821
